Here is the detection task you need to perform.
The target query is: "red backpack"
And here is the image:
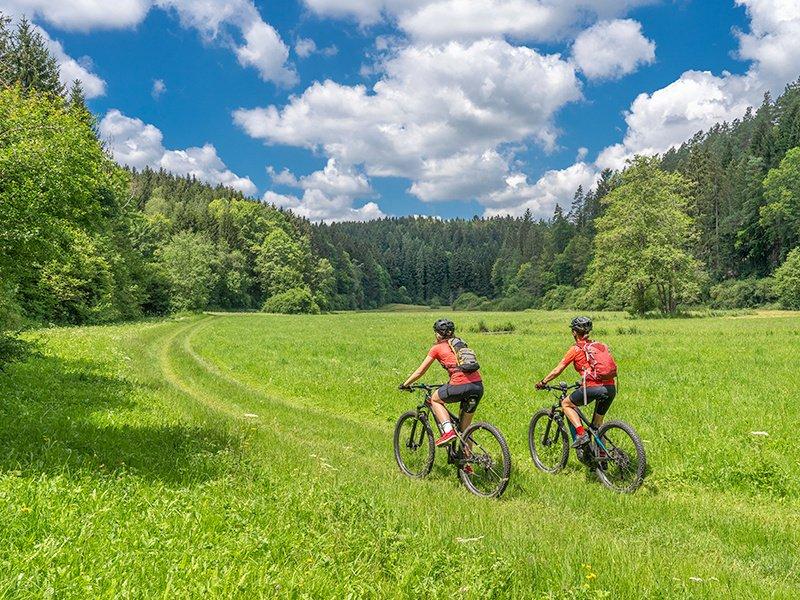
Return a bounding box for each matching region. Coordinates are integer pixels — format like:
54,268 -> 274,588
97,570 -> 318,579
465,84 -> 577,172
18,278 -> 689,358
581,341 -> 618,381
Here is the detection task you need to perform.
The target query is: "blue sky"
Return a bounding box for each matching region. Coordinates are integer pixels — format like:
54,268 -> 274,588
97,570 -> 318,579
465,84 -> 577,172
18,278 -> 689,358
4,0 -> 798,221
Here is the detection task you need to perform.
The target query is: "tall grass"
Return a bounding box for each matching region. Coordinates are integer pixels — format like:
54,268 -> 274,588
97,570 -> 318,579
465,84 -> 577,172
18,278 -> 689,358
0,311 -> 798,598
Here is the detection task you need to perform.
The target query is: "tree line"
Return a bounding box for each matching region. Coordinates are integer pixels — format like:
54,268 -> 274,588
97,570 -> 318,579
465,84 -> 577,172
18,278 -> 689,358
2,11 -> 799,366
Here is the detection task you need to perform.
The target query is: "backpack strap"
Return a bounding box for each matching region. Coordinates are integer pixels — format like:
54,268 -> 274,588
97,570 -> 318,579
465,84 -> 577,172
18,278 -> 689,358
447,338 -> 462,370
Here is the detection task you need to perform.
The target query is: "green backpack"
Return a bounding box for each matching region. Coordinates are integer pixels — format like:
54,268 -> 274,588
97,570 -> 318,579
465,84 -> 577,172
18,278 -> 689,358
448,337 -> 480,373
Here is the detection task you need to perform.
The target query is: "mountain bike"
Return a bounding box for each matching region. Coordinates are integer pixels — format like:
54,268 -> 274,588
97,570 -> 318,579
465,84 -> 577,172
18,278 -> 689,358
529,382 -> 646,493
394,383 -> 511,498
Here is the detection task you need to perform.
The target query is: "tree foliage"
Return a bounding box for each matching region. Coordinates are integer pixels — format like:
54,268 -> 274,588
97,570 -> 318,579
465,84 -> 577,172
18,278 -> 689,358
262,287 -> 320,315
588,157 -> 706,315
774,248 -> 800,309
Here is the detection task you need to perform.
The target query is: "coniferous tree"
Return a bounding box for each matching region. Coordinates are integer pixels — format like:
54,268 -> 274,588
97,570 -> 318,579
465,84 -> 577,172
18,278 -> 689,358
0,14 -> 11,88
8,17 -> 64,96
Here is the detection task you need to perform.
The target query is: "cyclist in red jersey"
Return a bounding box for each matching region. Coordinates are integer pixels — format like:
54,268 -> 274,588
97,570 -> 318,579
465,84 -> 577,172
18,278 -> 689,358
535,316 -> 616,447
400,319 -> 483,447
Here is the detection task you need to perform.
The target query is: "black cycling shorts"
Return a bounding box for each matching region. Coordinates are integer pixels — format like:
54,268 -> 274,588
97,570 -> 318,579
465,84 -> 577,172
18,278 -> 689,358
568,385 -> 616,416
437,381 -> 484,414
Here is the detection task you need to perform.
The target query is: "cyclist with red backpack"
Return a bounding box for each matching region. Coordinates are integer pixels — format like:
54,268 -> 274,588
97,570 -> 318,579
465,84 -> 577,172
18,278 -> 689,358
400,319 -> 483,447
535,316 -> 617,448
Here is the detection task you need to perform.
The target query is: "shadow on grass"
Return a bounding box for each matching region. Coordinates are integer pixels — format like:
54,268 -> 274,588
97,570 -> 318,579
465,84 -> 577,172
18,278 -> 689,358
0,353 -> 241,486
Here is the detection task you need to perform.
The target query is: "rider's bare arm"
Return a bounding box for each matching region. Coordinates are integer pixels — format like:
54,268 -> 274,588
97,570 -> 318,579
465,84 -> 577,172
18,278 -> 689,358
539,358 -> 570,386
402,355 -> 436,388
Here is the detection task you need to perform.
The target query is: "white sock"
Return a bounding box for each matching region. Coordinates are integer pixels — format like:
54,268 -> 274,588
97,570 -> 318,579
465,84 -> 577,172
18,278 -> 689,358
442,421 -> 454,433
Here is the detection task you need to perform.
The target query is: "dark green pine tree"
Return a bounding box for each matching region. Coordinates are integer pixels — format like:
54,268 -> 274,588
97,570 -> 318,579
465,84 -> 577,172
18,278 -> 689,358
0,14 -> 11,88
749,92 -> 777,170
68,78 -> 86,110
68,79 -> 96,132
773,79 -> 800,160
568,185 -> 585,228
551,204 -> 573,254
9,17 -> 65,96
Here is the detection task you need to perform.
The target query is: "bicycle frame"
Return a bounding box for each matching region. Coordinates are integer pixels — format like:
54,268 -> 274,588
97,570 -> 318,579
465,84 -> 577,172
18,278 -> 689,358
405,385 -> 471,468
542,385 -> 609,459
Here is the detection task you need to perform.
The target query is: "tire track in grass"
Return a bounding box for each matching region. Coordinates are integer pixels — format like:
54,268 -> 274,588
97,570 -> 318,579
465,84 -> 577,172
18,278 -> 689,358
158,316 -> 404,485
182,318 -> 386,436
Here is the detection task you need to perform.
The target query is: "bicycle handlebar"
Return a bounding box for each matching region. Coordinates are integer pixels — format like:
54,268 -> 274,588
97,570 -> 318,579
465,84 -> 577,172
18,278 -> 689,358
539,381 -> 582,392
398,383 -> 444,392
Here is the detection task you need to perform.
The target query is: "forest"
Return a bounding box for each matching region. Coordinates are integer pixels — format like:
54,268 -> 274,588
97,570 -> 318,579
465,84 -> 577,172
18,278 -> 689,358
2,12 -> 800,365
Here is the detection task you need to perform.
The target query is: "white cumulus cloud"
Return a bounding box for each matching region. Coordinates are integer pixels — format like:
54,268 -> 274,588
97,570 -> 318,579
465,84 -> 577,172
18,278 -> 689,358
151,79 -> 166,99
0,0 -> 150,31
0,0 -> 296,86
99,109 -> 257,196
595,71 -> 760,170
303,0 -> 656,41
295,37 -> 317,58
235,38 -> 582,212
266,159 -> 380,222
735,0 -> 800,90
264,190 -> 386,223
483,162 -> 599,217
409,150 -> 510,202
572,19 -> 655,80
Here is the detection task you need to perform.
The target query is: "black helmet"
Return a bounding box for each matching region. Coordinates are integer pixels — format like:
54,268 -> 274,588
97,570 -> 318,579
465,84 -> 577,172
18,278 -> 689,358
433,319 -> 455,337
570,316 -> 592,334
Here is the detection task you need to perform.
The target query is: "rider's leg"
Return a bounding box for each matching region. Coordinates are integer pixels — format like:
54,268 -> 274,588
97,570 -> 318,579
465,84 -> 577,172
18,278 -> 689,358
564,390 -> 590,447
460,410 -> 474,432
561,397 -> 583,429
430,389 -> 454,431
591,386 -> 616,428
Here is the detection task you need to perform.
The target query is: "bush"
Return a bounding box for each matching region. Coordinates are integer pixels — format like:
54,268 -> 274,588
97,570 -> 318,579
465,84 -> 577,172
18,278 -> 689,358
160,231 -> 219,313
469,320 -> 515,333
262,287 -> 320,314
453,292 -> 487,311
540,285 -> 574,310
484,292 -> 536,312
566,287 -> 593,310
775,248 -> 800,309
0,281 -> 31,368
709,277 -> 777,309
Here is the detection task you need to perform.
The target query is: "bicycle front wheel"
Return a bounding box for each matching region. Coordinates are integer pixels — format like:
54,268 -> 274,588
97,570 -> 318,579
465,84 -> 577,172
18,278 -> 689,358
459,422 -> 511,498
393,410 -> 435,478
528,408 -> 569,473
594,420 -> 646,493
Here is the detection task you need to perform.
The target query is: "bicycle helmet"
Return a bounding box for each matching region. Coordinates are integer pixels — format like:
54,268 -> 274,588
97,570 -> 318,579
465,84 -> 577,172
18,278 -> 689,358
570,316 -> 593,334
433,319 -> 455,337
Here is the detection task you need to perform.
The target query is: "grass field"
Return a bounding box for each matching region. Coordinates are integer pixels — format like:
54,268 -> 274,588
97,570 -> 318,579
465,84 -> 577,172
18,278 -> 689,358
1,310 -> 799,598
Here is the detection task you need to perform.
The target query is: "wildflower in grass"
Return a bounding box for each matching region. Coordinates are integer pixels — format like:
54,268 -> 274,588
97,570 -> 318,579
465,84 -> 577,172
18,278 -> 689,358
20,506 -> 31,513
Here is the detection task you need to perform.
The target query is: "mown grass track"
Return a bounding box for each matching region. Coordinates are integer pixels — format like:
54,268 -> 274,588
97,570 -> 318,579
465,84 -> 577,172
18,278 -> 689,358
0,311 -> 798,598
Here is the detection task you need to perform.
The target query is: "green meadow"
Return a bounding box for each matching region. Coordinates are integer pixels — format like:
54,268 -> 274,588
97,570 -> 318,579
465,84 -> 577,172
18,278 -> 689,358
1,311 -> 798,598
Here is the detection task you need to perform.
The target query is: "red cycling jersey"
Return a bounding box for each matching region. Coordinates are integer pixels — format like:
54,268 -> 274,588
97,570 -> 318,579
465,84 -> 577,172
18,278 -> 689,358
428,340 -> 482,386
558,339 -> 615,387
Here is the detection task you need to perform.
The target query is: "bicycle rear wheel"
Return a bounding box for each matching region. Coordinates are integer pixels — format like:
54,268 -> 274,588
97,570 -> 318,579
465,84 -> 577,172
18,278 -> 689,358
458,422 -> 511,498
393,410 -> 435,478
528,408 -> 569,473
594,420 -> 646,493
